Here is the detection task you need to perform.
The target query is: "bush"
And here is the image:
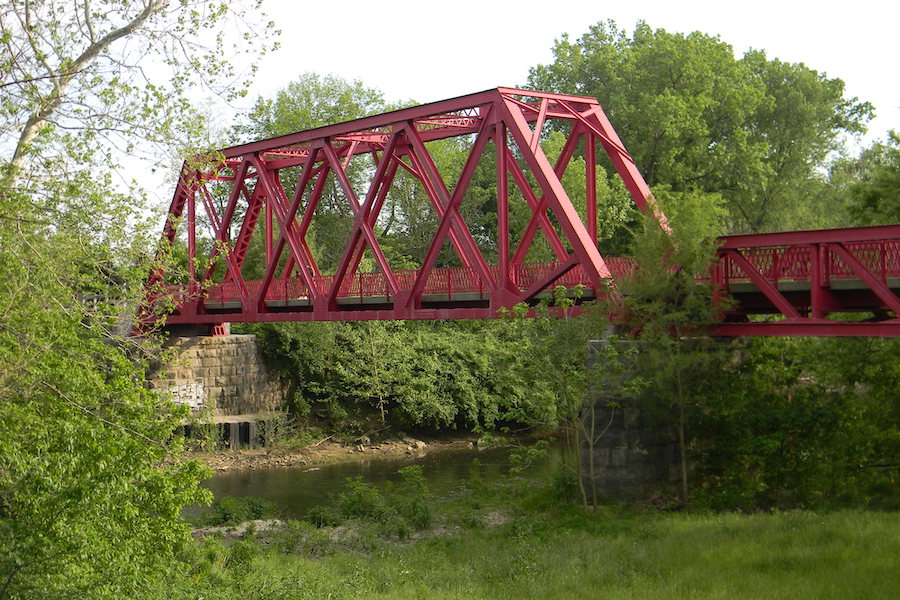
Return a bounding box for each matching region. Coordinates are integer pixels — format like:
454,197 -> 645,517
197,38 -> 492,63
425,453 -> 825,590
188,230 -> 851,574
204,496 -> 278,526
305,466 -> 432,539
272,520 -> 335,557
225,539 -> 258,575
307,504 -> 342,528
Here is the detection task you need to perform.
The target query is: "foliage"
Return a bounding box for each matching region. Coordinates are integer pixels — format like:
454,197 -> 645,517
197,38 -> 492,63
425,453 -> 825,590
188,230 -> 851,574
269,520 -> 336,557
848,130 -> 900,225
307,465 -> 431,540
0,209 -> 212,598
143,486 -> 900,600
528,19 -> 872,233
607,202 -> 898,507
607,192 -> 729,503
243,319 -> 540,431
242,72 -> 386,139
0,2 -> 277,598
199,496 -> 279,527
696,337 -> 900,510
1,0 -> 278,183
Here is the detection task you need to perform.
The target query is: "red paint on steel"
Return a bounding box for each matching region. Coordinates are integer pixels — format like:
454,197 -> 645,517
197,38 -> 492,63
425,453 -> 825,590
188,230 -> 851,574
140,89 -> 900,337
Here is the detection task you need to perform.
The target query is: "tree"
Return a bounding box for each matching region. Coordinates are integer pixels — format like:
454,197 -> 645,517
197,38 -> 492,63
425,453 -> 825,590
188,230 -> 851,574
725,50 -> 872,232
528,20 -> 872,234
0,2 -> 276,597
0,226 -> 210,597
848,131 -> 900,225
613,190 -> 730,503
2,1 -> 276,184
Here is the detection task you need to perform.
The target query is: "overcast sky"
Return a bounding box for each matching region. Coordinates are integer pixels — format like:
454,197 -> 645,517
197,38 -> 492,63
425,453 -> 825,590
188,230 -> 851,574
247,0 -> 897,147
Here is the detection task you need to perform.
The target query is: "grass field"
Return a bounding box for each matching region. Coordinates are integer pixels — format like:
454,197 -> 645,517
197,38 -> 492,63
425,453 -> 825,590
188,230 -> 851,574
157,475 -> 900,600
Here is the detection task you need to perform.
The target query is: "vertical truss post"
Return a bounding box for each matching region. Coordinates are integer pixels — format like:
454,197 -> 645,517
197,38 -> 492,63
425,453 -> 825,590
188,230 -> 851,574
586,132 -> 598,244
810,243 -> 823,319
265,195 -> 273,266
187,174 -> 197,298
496,122 -> 510,290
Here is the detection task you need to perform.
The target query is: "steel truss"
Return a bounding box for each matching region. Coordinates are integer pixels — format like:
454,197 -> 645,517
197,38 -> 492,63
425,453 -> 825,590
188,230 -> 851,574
142,88 -> 900,337
144,88 -> 663,326
713,224 -> 900,336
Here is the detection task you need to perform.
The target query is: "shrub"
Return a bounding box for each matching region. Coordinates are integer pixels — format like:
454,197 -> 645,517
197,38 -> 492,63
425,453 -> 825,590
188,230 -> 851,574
305,467 -> 432,539
272,520 -> 334,557
204,496 -> 278,526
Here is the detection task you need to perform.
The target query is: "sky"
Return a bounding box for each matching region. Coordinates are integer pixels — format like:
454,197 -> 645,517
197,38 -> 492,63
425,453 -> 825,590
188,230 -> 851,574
246,0 -> 897,147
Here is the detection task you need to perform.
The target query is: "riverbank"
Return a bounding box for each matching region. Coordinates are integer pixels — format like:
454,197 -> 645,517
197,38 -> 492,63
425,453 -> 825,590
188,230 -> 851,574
161,506 -> 900,599
176,441 -> 900,600
194,432 -> 482,472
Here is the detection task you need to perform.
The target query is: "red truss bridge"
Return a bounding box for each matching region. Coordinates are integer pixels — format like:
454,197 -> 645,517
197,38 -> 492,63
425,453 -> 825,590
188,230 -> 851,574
145,88 -> 900,337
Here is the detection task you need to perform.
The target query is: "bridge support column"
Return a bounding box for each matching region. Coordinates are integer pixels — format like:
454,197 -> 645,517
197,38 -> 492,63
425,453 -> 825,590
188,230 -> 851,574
247,421 -> 258,449
579,399 -> 680,501
579,339 -> 681,501
228,422 -> 241,450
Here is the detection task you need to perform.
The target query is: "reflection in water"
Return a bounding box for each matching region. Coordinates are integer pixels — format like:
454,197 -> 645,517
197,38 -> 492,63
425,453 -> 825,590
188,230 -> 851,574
201,442 -> 570,519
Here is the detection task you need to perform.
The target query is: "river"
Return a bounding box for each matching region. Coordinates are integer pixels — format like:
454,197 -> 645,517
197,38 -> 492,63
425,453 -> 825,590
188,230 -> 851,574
200,442 -> 571,519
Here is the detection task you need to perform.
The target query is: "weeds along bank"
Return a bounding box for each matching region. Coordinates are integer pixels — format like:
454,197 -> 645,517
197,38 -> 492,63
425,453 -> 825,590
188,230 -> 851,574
154,466 -> 899,600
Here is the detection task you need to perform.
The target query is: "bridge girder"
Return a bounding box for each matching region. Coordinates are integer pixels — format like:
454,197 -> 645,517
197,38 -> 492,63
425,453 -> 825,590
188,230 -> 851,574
144,88 -> 663,326
140,88 -> 900,337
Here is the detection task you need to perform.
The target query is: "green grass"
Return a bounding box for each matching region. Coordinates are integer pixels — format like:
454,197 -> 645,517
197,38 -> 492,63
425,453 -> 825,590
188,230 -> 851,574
154,504 -> 899,600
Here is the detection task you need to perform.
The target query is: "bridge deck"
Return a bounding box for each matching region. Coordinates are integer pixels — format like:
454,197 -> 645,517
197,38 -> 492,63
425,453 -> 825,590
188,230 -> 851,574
144,87 -> 900,337
158,229 -> 900,336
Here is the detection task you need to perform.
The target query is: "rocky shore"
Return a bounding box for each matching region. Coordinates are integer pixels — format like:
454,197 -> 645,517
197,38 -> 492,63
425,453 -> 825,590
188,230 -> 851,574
194,433 -> 480,472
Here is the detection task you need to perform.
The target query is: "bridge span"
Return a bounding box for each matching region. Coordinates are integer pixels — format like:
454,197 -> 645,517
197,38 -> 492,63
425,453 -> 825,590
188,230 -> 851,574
144,88 -> 900,337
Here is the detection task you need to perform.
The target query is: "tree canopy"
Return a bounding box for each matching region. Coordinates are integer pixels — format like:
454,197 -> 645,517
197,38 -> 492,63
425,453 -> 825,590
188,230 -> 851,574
0,2 -> 277,598
848,131 -> 900,225
527,20 -> 873,233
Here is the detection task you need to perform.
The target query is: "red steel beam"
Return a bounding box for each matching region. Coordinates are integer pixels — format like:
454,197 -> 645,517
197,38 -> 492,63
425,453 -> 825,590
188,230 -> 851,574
143,87 -> 900,338
719,224 -> 900,248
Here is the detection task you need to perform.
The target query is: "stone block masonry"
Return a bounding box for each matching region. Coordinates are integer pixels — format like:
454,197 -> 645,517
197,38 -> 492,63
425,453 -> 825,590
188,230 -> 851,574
151,334 -> 289,418
580,400 -> 681,500
579,337 -> 681,500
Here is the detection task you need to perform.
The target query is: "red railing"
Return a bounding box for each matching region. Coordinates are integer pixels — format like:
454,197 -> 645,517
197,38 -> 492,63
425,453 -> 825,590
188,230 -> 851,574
167,232 -> 900,313
178,259 -> 640,306
718,240 -> 900,286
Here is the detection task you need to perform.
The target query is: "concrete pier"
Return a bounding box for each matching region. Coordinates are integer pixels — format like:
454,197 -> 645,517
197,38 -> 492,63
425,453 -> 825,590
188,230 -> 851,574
152,335 -> 290,448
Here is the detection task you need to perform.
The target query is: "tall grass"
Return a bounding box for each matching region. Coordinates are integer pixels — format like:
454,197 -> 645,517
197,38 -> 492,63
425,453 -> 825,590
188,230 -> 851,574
153,506 -> 898,599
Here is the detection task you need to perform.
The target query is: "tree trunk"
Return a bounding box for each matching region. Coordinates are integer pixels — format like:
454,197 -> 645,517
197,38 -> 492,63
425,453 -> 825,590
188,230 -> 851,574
588,400 -> 598,506
0,566 -> 19,600
7,0 -> 167,183
571,416 -> 589,510
678,407 -> 689,504
675,370 -> 689,504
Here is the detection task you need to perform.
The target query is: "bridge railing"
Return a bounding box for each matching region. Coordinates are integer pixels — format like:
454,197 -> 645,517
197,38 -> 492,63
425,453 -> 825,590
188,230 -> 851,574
717,239 -> 900,286
167,233 -> 900,308
179,258 -> 643,306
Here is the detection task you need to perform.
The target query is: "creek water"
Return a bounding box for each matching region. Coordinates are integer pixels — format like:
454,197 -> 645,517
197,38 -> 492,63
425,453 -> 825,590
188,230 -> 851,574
200,442 -> 571,520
